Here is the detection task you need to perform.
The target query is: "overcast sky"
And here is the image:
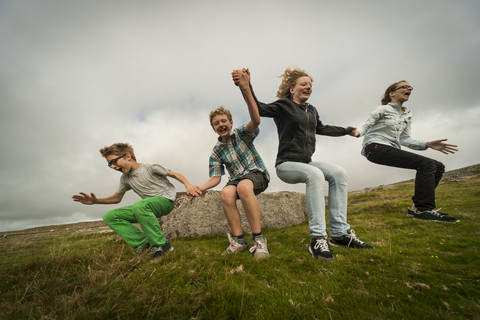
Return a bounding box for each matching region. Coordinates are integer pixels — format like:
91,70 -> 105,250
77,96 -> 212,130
1,0 -> 479,232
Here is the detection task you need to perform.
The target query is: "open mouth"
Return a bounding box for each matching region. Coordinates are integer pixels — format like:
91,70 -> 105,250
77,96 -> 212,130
218,126 -> 228,135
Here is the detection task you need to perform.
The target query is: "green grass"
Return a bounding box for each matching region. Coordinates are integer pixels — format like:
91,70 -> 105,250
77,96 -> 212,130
1,171 -> 479,319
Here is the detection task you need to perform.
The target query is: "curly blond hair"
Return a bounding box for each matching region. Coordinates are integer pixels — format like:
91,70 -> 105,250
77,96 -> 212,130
99,143 -> 136,161
209,106 -> 232,127
276,67 -> 313,100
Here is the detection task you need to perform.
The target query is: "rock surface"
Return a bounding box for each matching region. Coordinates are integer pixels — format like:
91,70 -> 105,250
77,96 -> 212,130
159,191 -> 307,239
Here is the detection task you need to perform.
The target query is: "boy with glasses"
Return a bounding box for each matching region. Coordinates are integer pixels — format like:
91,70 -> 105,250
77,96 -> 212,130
72,143 -> 201,260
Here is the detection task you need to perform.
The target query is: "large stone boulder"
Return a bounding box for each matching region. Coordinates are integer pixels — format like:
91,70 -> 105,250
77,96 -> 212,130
158,191 -> 307,239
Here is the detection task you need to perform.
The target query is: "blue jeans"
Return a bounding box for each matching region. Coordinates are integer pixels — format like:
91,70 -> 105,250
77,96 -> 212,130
276,161 -> 350,238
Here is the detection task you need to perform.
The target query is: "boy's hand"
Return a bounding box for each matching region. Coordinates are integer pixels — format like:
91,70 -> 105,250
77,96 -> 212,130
232,68 -> 250,89
72,192 -> 97,205
186,185 -> 202,197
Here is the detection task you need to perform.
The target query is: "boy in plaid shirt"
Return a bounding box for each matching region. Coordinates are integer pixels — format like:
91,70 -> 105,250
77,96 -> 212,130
197,88 -> 270,260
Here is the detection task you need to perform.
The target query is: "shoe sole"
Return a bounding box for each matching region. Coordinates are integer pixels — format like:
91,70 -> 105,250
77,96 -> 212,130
222,247 -> 248,255
407,209 -> 449,217
253,253 -> 269,260
329,240 -> 374,249
308,246 -> 334,260
412,216 -> 460,223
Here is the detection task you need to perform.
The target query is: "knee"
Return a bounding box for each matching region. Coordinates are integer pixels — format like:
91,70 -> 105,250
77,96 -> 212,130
222,187 -> 237,206
306,168 -> 325,185
436,161 -> 445,173
333,165 -> 347,180
236,180 -> 254,199
326,165 -> 347,185
103,209 -> 116,225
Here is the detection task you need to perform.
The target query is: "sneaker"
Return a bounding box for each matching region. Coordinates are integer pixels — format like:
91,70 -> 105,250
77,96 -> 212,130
136,242 -> 151,253
330,229 -> 374,249
151,242 -> 174,260
413,210 -> 459,223
222,233 -> 248,255
249,237 -> 269,260
407,207 -> 448,217
309,237 -> 334,260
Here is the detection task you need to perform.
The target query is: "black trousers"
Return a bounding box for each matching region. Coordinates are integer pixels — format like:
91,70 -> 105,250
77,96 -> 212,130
365,143 -> 445,211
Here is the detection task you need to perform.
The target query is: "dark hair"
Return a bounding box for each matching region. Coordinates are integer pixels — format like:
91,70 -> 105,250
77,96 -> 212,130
381,80 -> 407,105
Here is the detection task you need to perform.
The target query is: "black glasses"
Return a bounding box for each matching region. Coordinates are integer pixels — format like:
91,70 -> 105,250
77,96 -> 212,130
395,85 -> 413,91
108,154 -> 126,168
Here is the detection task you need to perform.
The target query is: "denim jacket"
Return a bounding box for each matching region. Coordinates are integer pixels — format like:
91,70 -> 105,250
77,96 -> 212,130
358,103 -> 427,156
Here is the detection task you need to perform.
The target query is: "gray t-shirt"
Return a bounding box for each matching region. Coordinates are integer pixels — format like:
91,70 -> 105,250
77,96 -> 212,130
116,163 -> 176,201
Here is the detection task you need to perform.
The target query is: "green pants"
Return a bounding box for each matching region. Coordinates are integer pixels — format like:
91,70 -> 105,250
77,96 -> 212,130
103,197 -> 174,249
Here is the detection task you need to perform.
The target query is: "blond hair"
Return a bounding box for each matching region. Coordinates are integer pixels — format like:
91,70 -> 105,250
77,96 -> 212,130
276,67 -> 313,100
209,106 -> 232,127
99,143 -> 136,161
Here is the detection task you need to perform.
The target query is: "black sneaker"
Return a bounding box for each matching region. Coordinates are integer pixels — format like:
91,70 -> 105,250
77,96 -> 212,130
413,210 -> 459,223
329,229 -> 374,249
309,237 -> 334,260
151,242 -> 174,260
407,207 -> 448,217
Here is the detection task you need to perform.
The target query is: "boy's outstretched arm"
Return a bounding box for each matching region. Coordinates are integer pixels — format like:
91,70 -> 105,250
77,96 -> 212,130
168,170 -> 202,196
72,192 -> 124,205
197,176 -> 221,193
232,68 -> 260,133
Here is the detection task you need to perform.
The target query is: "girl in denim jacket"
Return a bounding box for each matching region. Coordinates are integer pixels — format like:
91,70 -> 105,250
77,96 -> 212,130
357,81 -> 458,222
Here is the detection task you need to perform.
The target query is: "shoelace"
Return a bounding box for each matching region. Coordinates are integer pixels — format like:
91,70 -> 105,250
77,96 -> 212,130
249,238 -> 268,254
430,208 -> 442,217
225,233 -> 245,253
346,229 -> 365,246
313,238 -> 330,252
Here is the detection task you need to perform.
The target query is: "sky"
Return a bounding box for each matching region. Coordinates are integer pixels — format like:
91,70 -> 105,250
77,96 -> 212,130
1,0 -> 479,232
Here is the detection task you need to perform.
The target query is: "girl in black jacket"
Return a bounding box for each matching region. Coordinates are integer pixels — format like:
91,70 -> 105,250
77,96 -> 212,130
233,67 -> 373,260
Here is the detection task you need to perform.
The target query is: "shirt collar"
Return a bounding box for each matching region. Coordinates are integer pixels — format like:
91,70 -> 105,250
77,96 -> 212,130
388,102 -> 407,113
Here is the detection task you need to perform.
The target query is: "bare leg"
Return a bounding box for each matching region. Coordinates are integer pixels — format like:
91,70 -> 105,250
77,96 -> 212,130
221,185 -> 243,236
236,179 -> 262,234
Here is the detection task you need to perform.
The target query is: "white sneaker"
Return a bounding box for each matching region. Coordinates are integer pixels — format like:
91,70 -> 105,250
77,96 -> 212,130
249,237 -> 269,260
222,233 -> 248,255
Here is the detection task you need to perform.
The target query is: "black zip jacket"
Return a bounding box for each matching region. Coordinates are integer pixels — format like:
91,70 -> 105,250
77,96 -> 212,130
250,84 -> 353,166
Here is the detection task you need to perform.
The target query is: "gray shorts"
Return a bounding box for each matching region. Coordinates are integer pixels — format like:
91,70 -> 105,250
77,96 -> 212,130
225,170 -> 269,195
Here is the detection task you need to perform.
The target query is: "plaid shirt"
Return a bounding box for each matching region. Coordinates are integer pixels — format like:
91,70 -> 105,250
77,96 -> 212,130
209,125 -> 269,182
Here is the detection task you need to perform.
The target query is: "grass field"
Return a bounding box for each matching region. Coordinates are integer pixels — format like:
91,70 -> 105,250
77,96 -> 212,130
1,166 -> 479,319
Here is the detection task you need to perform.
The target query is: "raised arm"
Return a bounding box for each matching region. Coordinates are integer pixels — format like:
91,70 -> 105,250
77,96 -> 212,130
168,170 -> 202,196
232,68 -> 261,133
72,192 -> 124,205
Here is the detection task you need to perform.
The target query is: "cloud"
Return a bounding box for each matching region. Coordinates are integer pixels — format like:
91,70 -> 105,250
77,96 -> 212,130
1,0 -> 479,231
